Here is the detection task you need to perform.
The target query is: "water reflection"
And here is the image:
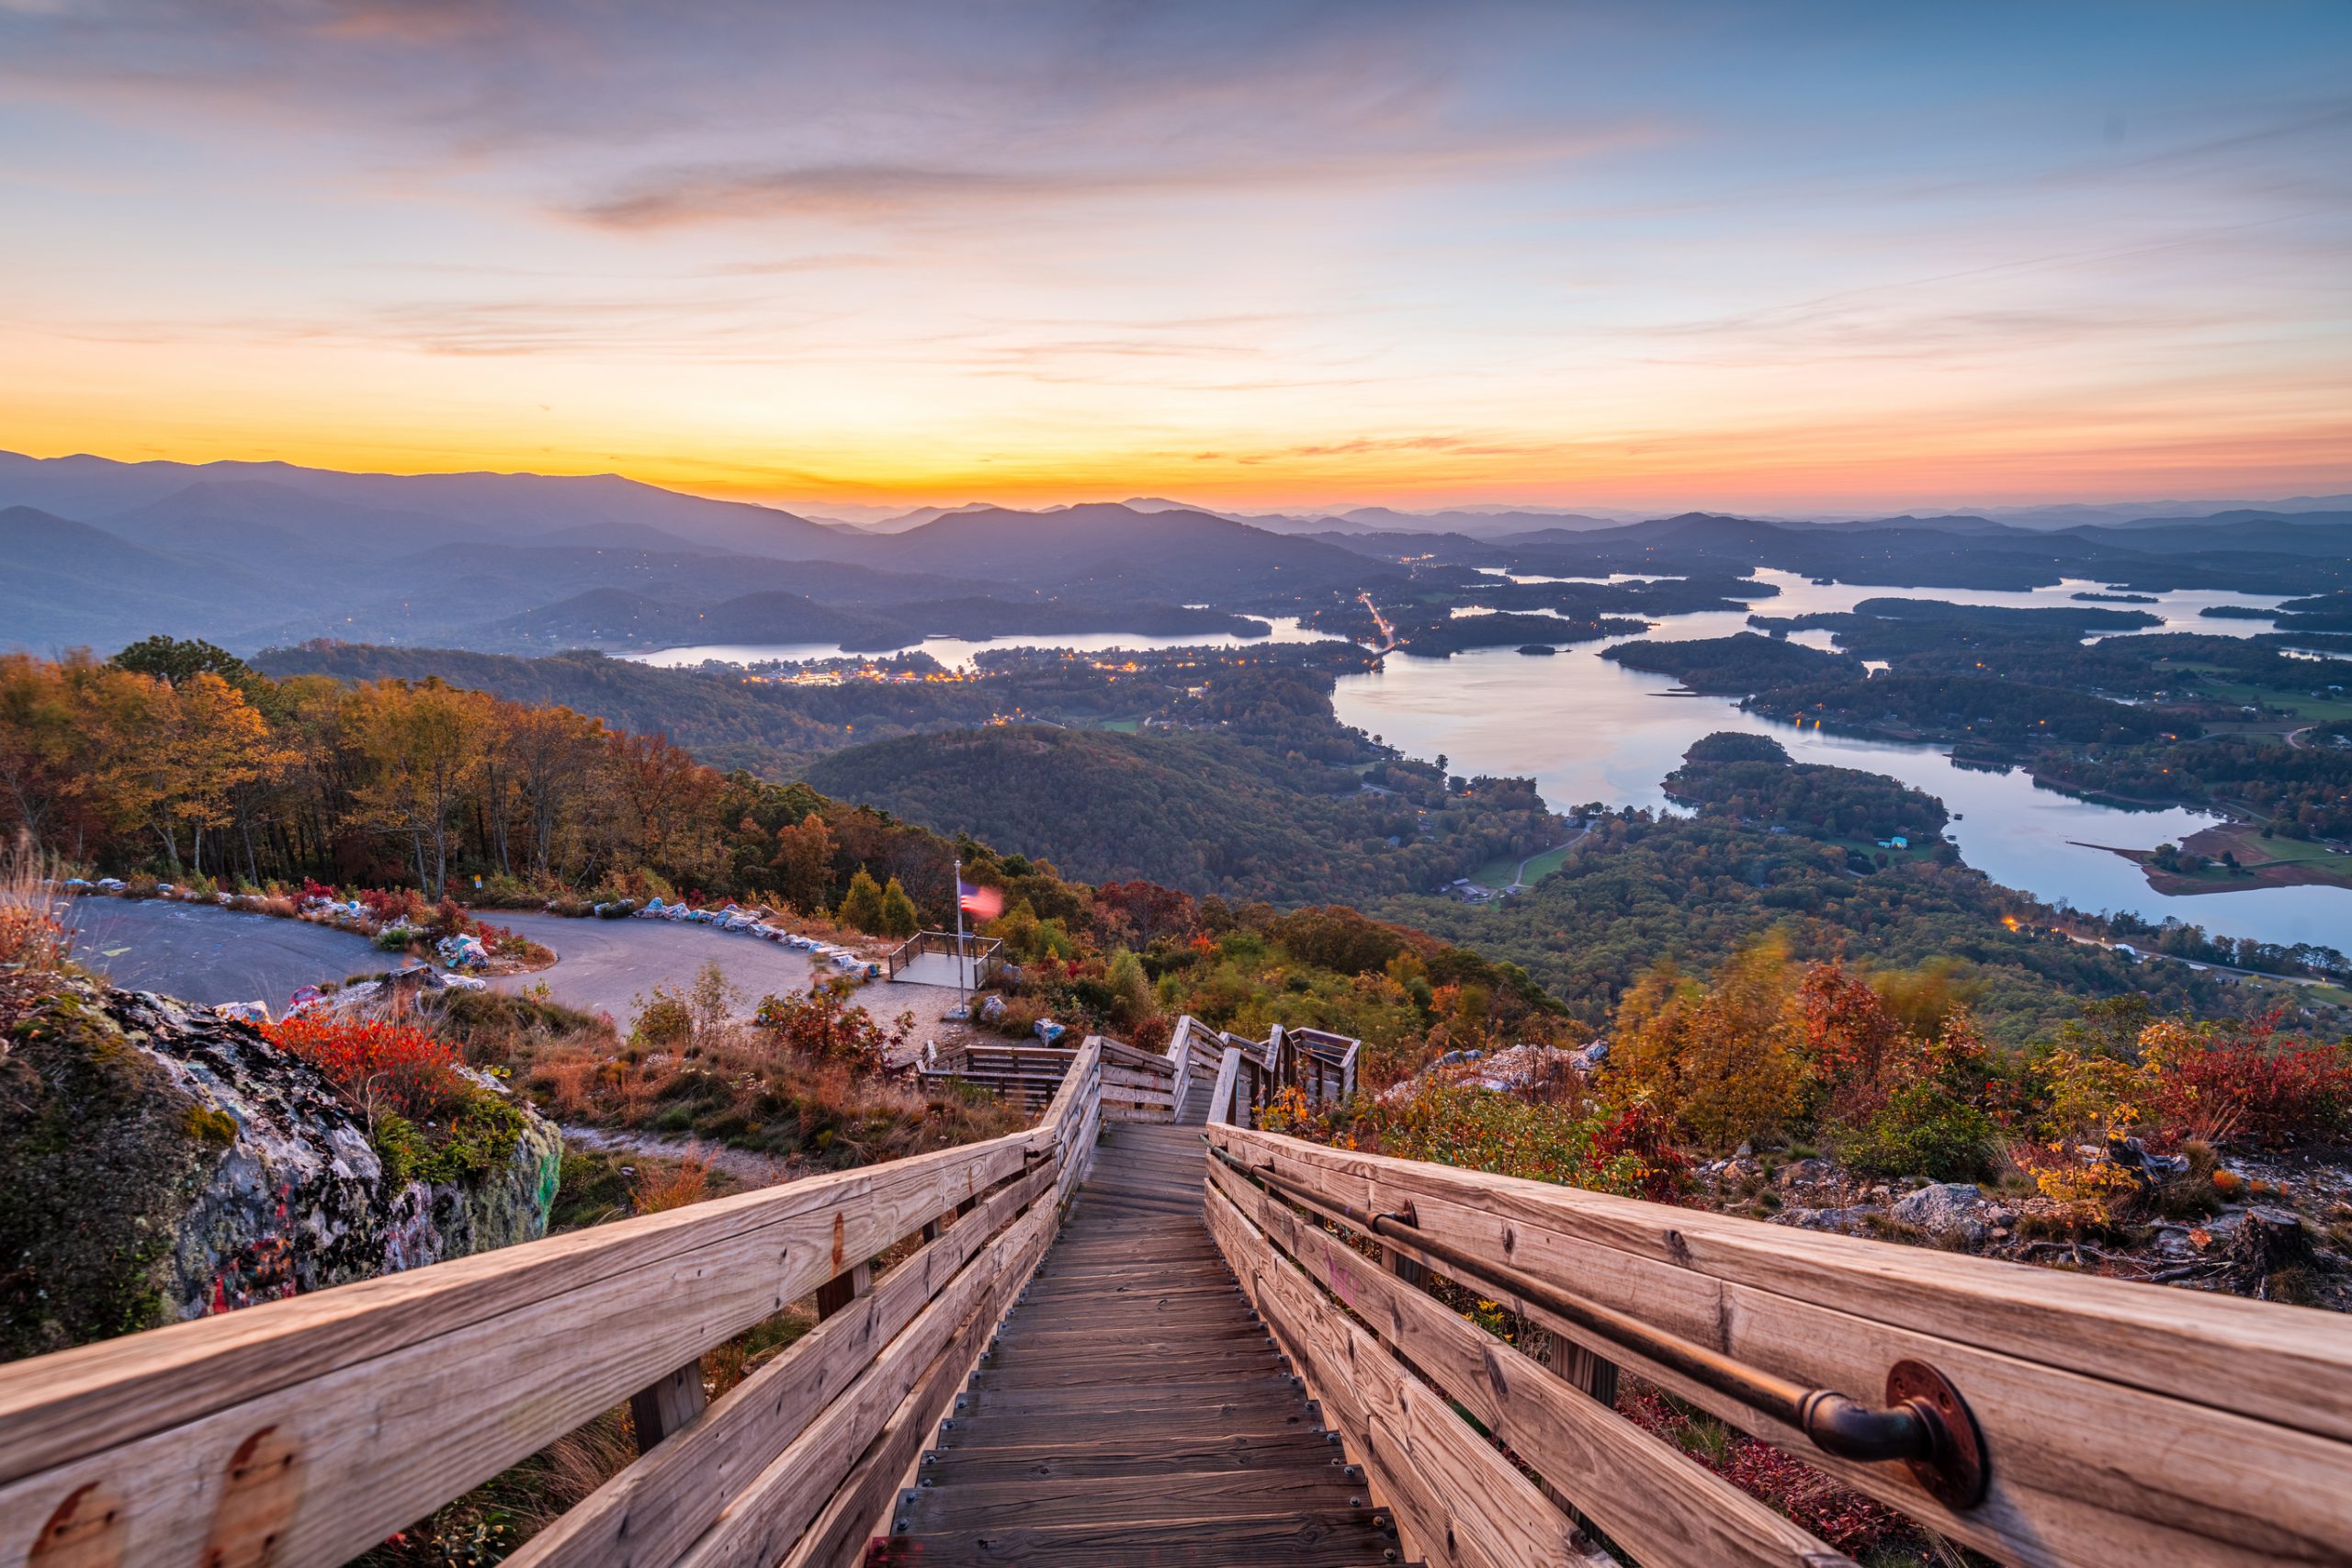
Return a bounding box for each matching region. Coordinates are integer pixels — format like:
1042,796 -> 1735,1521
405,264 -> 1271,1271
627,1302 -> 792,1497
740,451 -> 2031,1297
1329,620 -> 2347,947
624,616 -> 1324,671
625,570 -> 2340,944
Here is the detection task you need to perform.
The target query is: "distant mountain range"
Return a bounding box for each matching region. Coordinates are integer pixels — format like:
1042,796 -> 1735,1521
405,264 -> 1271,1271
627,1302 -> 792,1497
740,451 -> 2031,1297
812,491 -> 2352,539
0,454 -> 1390,656
5,449 -> 2348,659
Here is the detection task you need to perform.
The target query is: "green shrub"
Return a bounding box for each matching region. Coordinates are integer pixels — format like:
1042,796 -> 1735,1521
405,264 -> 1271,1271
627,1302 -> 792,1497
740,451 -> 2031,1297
631,987 -> 695,1048
372,1094 -> 526,1187
836,867 -> 887,932
876,877 -> 921,939
1839,1082 -> 1996,1181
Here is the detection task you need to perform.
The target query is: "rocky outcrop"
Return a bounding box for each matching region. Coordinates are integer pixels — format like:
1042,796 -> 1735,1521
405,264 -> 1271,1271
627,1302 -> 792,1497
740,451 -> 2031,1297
1,978 -> 559,1359
1891,1181 -> 1992,1246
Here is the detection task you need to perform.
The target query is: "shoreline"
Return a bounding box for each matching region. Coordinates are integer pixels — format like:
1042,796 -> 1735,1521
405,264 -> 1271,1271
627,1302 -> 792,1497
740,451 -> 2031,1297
2073,831 -> 2352,898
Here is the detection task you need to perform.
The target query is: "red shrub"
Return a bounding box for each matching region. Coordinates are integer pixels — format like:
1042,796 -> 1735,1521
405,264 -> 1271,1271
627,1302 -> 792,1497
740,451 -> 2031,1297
1589,1103 -> 1694,1201
752,987 -> 911,1074
2145,1019 -> 2352,1147
1617,1389 -> 1922,1557
357,886 -> 424,924
266,1017 -> 469,1123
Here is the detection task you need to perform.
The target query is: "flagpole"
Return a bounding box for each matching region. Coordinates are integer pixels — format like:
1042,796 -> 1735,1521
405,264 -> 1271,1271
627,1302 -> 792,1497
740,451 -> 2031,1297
953,857 -> 968,1013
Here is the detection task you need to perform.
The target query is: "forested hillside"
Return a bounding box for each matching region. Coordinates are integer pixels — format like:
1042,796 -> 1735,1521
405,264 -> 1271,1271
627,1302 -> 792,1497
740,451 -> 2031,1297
807,725 -> 1559,904
254,639 -> 1381,779
1663,732 -> 1951,842
1380,812 -> 2231,1042
0,642 -> 958,910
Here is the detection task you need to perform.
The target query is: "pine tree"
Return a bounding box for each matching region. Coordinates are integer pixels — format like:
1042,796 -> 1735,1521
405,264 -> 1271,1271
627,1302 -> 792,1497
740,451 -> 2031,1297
837,865 -> 887,932
877,875 -> 921,938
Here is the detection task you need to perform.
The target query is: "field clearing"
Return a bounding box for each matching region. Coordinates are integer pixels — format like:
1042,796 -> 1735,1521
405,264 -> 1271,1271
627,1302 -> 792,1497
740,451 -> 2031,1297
2120,819 -> 2352,895
1467,840 -> 1577,889
2193,678 -> 2352,724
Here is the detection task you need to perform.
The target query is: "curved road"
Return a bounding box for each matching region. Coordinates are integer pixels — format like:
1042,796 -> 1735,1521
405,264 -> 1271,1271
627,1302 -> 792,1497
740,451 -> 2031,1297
62,897 -> 973,1032
63,897 -> 382,1007
480,910 -> 828,1021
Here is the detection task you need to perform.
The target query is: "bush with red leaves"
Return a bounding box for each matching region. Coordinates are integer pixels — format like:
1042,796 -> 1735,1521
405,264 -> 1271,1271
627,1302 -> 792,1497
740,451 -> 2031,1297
2144,1016 -> 2352,1148
752,987 -> 912,1075
266,1017 -> 469,1124
1589,1103 -> 1695,1202
1617,1388 -> 1925,1558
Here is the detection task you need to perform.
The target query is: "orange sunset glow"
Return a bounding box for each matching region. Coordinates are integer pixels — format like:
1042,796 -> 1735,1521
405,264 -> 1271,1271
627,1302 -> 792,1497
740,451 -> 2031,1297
3,3 -> 2347,515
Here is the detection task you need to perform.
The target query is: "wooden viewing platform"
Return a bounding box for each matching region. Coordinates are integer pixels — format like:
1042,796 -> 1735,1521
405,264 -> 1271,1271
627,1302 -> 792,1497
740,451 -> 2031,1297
2,1019 -> 2348,1567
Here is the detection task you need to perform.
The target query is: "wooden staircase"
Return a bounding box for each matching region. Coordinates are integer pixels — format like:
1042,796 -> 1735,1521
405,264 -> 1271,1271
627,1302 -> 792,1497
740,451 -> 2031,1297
873,1123 -> 1406,1565
3,1030 -> 2346,1568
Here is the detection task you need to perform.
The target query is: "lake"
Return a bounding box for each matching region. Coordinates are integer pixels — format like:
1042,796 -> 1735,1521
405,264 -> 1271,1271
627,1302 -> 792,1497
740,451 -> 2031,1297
623,615 -> 1326,671
629,570 -> 2347,948
1332,571 -> 2346,949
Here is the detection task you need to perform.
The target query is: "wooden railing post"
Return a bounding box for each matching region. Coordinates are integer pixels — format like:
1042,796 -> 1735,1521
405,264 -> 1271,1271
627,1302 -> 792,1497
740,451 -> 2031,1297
1205,1045 -> 1243,1126
628,1359 -> 708,1453
815,1260 -> 875,1320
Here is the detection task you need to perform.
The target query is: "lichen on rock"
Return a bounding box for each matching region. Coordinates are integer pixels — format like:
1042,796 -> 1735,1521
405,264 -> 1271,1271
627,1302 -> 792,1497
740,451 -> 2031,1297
1,977 -> 560,1359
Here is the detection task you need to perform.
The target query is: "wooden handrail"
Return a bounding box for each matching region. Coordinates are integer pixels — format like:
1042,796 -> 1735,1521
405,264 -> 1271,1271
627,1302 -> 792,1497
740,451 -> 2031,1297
1204,1121 -> 2352,1568
1163,1018 -> 1193,1118
1204,1043 -> 1245,1127
0,1039 -> 1105,1568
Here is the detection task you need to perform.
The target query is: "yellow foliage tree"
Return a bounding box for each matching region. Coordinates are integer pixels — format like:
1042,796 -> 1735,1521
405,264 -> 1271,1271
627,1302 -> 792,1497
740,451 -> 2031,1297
1610,937 -> 1804,1153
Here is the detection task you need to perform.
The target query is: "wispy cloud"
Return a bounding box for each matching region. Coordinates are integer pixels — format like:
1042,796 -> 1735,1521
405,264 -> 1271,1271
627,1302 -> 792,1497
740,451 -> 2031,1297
2,0 -> 2347,508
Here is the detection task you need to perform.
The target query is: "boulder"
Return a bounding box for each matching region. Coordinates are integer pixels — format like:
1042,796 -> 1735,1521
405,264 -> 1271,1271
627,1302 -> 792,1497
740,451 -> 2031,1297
1892,1181 -> 1988,1245
1,978 -> 560,1359
1776,1157 -> 1834,1189
1775,1204 -> 1884,1235
2227,1207 -> 2318,1298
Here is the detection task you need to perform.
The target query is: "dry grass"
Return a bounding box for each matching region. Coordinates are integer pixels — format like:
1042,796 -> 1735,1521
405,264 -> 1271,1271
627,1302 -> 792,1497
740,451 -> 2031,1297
631,1157 -> 712,1213
0,835 -> 73,1030
433,987 -> 1026,1170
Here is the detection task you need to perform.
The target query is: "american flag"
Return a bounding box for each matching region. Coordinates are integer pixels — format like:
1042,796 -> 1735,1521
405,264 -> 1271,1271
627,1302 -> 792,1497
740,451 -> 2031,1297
957,877 -> 1003,921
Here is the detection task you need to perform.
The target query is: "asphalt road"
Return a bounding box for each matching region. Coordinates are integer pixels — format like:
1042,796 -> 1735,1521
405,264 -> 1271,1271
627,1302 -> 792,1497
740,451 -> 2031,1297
59,897 -> 976,1032
480,910 -> 828,1021
63,897 -> 383,1008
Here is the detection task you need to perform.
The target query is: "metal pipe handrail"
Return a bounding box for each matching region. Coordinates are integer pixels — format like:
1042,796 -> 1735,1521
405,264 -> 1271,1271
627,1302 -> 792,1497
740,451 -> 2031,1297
1208,1145 -> 1988,1509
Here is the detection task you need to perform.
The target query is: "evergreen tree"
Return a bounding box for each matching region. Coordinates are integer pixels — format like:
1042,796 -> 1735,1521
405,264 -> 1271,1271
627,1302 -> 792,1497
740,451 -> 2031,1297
877,875 -> 921,938
837,865 -> 887,932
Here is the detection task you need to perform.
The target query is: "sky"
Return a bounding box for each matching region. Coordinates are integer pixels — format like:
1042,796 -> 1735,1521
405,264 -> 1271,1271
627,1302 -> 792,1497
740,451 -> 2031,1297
3,1 -> 2348,516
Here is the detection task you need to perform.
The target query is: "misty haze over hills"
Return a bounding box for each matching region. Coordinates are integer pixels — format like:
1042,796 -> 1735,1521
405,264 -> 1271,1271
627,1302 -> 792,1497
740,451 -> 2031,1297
4,448 -> 2349,659
802,491 -> 2352,540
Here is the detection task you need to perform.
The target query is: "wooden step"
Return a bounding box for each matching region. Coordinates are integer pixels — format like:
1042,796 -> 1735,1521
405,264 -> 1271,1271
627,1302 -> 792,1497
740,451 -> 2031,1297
868,1509 -> 1398,1567
893,1469 -> 1382,1534
933,1403 -> 1330,1451
949,1380 -> 1314,1421
918,1430 -> 1336,1485
974,1351 -> 1287,1392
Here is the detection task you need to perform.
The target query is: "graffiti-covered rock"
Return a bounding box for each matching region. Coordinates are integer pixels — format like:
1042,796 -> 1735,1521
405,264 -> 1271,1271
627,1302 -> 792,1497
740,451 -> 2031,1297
0,977 -> 560,1358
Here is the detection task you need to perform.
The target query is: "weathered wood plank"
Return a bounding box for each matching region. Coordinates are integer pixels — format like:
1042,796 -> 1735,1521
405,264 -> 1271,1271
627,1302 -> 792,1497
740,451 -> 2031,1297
671,1199 -> 1055,1568
509,1158 -> 1057,1568
917,1430 -> 1333,1484
1209,1159 -> 1844,1568
1211,1124 -> 2352,1568
1205,1181 -> 1605,1568
1206,1046 -> 1243,1126
628,1359 -> 708,1453
868,1509 -> 1396,1568
894,1467 -> 1382,1532
1212,1125 -> 2352,1438
0,1138 -> 1044,1568
775,1210 -> 1035,1568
